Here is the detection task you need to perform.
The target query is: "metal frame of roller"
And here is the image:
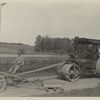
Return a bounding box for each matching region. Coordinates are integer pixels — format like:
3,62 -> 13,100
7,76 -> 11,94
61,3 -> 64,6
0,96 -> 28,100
57,37 -> 100,82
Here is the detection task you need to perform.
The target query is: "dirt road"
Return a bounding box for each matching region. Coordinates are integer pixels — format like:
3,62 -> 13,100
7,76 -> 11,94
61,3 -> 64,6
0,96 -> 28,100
0,75 -> 100,97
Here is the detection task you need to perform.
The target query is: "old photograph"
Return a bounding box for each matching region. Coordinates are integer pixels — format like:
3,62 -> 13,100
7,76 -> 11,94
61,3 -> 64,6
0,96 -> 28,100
0,0 -> 100,97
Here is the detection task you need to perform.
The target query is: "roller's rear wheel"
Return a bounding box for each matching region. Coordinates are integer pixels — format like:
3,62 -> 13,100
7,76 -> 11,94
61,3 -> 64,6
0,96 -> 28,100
65,64 -> 81,82
57,63 -> 81,82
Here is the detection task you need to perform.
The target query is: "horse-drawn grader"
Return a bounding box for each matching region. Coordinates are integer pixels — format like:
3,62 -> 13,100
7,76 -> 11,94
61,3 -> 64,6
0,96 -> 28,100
57,37 -> 100,82
0,36 -> 100,92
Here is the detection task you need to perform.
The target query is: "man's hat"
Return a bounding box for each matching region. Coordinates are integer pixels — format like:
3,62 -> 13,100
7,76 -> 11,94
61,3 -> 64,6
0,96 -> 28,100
17,50 -> 24,55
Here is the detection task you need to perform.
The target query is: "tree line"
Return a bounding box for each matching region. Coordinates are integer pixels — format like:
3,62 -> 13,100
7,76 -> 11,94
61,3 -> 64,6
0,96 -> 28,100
34,35 -> 74,54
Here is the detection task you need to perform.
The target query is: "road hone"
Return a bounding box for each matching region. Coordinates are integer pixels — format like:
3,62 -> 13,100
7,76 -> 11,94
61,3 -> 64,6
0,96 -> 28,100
0,76 -> 100,97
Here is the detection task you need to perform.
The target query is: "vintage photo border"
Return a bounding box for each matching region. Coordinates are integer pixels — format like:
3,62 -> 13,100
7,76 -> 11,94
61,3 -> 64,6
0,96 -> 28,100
1,0 -> 100,99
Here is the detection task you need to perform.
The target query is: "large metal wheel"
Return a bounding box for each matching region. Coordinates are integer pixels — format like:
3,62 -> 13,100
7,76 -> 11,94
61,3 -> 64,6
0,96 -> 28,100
65,64 -> 81,82
57,63 -> 81,82
56,62 -> 66,80
0,75 -> 7,92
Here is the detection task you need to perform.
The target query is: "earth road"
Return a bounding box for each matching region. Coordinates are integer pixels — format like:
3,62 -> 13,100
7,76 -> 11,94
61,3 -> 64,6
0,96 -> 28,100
0,75 -> 100,97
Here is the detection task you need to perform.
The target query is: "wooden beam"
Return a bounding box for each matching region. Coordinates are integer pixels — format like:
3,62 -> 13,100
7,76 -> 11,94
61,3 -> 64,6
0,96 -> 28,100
17,61 -> 65,76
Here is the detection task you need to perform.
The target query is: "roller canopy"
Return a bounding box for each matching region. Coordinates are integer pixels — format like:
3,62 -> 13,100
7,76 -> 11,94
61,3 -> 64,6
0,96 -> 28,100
75,37 -> 100,45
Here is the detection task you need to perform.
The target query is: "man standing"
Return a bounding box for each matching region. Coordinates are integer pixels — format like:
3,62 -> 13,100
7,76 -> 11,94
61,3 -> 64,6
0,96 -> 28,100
9,50 -> 24,74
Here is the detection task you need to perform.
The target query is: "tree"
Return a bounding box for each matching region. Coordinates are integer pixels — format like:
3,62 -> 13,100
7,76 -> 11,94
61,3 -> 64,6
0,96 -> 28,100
34,35 -> 42,51
34,35 -> 73,54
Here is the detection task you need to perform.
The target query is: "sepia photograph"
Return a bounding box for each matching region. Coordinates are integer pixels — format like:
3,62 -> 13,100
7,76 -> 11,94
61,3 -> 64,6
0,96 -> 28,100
0,0 -> 100,97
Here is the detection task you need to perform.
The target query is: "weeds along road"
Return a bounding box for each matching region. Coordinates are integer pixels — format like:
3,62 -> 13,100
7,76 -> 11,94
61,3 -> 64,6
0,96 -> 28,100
0,75 -> 100,97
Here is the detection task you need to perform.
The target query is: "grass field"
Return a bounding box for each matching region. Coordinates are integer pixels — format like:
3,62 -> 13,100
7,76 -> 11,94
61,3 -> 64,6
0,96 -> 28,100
0,42 -> 34,54
0,42 -> 68,74
0,54 -> 68,77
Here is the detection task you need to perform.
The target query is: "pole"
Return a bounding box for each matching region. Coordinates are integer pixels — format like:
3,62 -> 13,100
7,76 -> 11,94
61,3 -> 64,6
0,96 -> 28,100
17,61 -> 65,76
0,3 -> 6,35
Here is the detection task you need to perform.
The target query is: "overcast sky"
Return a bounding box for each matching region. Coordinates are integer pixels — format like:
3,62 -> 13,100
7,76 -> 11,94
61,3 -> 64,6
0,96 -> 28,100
1,2 -> 100,45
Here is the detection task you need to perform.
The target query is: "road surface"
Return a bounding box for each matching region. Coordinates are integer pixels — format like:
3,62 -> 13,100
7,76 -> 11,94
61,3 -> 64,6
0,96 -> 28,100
0,75 -> 100,97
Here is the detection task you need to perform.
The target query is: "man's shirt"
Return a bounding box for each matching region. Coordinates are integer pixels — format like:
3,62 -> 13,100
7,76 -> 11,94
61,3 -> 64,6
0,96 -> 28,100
15,55 -> 24,66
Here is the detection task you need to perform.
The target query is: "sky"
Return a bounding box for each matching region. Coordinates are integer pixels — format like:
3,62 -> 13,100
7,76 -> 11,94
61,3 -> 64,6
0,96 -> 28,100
1,1 -> 100,45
